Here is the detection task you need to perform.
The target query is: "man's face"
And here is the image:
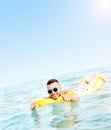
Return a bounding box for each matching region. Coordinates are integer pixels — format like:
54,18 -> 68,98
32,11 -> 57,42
47,82 -> 62,100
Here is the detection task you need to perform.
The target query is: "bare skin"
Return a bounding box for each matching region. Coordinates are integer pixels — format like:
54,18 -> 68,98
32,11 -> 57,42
77,74 -> 106,89
31,82 -> 80,109
47,82 -> 80,101
30,73 -> 106,109
31,102 -> 39,109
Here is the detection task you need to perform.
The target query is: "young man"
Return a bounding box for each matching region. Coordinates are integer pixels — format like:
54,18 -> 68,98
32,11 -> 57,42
31,79 -> 80,109
31,74 -> 106,109
47,79 -> 80,101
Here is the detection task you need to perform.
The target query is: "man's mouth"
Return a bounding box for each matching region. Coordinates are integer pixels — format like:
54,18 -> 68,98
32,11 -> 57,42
52,93 -> 58,99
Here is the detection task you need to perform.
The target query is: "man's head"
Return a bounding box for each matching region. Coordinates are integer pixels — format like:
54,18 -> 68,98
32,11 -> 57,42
47,79 -> 62,100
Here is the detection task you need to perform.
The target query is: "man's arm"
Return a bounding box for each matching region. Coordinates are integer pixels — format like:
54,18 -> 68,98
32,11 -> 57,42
62,94 -> 80,102
70,94 -> 80,101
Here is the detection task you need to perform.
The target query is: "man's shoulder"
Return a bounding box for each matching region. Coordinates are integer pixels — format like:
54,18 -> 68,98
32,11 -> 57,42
61,90 -> 69,95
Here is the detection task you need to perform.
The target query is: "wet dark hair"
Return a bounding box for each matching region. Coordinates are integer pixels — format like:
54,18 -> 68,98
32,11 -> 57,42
47,79 -> 59,85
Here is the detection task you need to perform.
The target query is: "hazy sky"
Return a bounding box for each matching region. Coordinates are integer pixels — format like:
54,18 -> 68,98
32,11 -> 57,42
0,0 -> 111,87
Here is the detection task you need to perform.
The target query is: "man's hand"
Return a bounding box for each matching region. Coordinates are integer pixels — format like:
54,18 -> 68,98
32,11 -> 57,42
62,94 -> 80,102
30,101 -> 39,109
62,95 -> 71,101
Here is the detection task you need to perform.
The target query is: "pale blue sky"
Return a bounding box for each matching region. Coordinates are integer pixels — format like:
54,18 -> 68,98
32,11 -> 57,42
0,0 -> 111,87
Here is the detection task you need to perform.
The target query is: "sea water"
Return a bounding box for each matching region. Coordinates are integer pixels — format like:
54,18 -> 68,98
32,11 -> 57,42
0,66 -> 111,130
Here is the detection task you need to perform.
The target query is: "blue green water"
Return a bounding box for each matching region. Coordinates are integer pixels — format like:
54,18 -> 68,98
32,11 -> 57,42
1,66 -> 111,130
